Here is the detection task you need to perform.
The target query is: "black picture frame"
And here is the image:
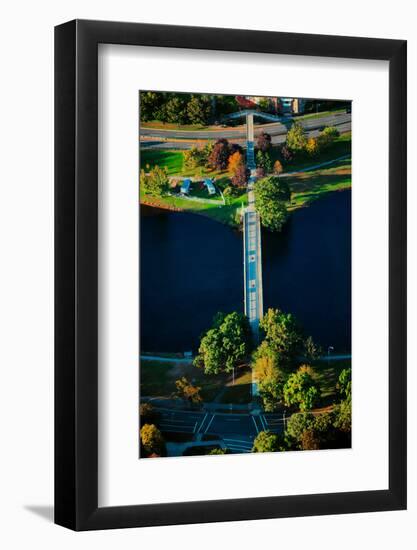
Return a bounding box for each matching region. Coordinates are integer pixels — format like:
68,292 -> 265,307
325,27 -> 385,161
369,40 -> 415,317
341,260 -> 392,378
55,19 -> 407,531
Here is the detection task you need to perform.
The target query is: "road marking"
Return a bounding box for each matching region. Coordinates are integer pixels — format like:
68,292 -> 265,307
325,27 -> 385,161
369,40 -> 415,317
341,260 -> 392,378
204,414 -> 215,434
193,421 -> 198,433
260,415 -> 268,431
197,412 -> 208,433
224,438 -> 254,445
252,415 -> 260,434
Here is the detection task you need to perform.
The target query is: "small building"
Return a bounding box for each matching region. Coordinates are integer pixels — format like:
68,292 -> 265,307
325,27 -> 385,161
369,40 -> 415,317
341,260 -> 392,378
204,178 -> 216,195
181,178 -> 191,195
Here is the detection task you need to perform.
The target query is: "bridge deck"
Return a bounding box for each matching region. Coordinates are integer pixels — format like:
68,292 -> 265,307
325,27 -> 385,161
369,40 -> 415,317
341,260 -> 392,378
243,200 -> 263,341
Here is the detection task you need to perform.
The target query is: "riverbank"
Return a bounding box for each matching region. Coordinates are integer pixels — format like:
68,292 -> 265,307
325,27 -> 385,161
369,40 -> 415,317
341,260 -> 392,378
140,158 -> 351,227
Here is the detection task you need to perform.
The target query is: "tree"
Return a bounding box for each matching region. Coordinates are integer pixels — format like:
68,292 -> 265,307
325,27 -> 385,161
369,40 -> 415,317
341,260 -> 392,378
231,164 -> 249,188
194,311 -> 252,375
283,366 -> 320,411
253,354 -> 285,411
286,121 -> 307,152
280,144 -> 294,163
337,368 -> 352,399
252,431 -> 281,453
317,126 -> 340,149
208,138 -> 231,170
254,176 -> 291,232
259,308 -> 304,367
174,377 -> 202,404
228,151 -> 244,174
140,165 -> 170,196
306,136 -> 319,156
187,95 -> 211,125
164,95 -> 187,124
256,131 -> 272,152
304,335 -> 321,362
140,424 -> 165,455
209,448 -> 229,455
140,91 -> 164,122
286,412 -> 316,441
300,429 -> 320,450
139,403 -> 157,424
256,150 -> 272,173
334,394 -> 352,433
183,146 -> 205,170
273,159 -> 283,175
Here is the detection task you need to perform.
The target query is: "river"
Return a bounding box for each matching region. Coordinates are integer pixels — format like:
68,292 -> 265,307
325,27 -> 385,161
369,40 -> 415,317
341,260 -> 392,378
140,190 -> 351,354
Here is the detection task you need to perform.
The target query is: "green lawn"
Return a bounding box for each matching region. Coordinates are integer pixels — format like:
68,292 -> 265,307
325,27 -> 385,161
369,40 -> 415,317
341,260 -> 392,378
140,149 -> 184,176
292,108 -> 347,121
312,359 -> 351,407
140,358 -> 227,401
287,159 -> 351,210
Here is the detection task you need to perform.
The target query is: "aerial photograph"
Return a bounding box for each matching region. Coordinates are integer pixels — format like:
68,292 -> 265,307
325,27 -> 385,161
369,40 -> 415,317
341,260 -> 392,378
139,91 -> 352,459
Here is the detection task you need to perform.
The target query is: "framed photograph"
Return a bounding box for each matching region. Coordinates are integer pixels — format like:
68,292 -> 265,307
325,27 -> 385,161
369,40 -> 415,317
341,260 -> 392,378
55,20 -> 406,530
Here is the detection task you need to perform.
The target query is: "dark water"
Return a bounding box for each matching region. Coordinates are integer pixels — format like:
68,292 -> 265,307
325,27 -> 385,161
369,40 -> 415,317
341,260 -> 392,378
140,190 -> 351,354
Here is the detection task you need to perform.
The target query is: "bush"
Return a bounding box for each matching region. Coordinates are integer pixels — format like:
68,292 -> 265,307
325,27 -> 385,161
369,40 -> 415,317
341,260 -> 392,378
256,131 -> 272,152
273,160 -> 283,174
286,121 -> 307,152
317,126 -> 340,149
231,164 -> 249,188
252,431 -> 281,453
305,137 -> 319,156
140,165 -> 170,197
140,424 -> 165,455
280,144 -> 294,163
254,177 -> 291,232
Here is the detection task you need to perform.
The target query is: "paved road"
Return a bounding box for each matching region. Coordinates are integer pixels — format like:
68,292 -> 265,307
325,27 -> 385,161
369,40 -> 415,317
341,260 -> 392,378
140,113 -> 352,146
153,407 -> 285,454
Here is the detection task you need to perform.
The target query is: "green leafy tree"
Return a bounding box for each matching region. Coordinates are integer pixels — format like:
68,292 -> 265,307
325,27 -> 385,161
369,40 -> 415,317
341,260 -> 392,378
283,366 -> 320,411
140,165 -> 170,196
317,126 -> 340,149
337,368 -> 352,398
187,96 -> 212,125
286,121 -> 307,152
254,176 -> 291,232
333,395 -> 352,433
256,150 -> 272,173
140,91 -> 164,122
253,354 -> 285,411
194,312 -> 251,375
286,412 -> 316,441
209,448 -> 230,455
258,308 -> 304,367
300,429 -> 320,450
304,335 -> 321,362
165,95 -> 187,124
140,424 -> 165,455
252,431 -> 281,453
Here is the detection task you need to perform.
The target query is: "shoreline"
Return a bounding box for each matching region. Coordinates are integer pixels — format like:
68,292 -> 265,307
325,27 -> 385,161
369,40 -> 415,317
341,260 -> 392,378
140,185 -> 352,228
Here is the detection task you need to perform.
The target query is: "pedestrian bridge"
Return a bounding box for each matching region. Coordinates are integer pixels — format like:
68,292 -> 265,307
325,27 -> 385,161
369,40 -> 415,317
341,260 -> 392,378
243,186 -> 263,341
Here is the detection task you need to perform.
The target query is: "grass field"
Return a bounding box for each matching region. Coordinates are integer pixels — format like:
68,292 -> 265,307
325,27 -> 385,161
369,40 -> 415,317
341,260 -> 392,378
140,133 -> 351,225
140,358 -> 227,402
287,158 -> 351,210
313,359 -> 351,407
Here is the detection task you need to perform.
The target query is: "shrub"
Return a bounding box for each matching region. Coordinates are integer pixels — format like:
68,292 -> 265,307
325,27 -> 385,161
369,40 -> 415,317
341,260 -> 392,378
273,160 -> 283,174
280,144 -> 294,163
256,131 -> 272,152
306,137 -> 319,156
286,121 -> 307,152
317,126 -> 340,149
